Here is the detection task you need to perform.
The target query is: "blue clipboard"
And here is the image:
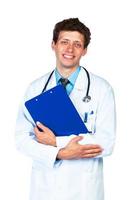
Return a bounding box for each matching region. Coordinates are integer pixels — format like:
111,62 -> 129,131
25,85 -> 88,136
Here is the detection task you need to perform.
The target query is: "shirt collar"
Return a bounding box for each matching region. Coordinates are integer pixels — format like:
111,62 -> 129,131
55,66 -> 81,86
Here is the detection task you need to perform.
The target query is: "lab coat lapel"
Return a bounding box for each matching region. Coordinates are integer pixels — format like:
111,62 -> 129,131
70,67 -> 94,119
70,67 -> 88,101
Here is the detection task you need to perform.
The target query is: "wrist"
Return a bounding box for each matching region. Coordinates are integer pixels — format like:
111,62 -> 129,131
57,148 -> 67,159
53,139 -> 57,147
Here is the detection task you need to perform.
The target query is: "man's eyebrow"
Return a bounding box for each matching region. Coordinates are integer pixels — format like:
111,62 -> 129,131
74,40 -> 82,43
58,38 -> 69,41
59,38 -> 82,43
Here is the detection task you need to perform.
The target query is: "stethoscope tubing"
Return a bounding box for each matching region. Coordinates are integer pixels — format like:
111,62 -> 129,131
41,67 -> 91,102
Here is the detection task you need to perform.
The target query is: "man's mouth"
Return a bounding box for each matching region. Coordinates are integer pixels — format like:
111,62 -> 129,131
63,54 -> 75,59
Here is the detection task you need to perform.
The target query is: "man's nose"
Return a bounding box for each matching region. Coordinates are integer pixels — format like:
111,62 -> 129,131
66,43 -> 74,52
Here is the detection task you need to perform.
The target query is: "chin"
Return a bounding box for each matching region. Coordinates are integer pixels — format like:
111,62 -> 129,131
61,62 -> 78,68
62,65 -> 77,69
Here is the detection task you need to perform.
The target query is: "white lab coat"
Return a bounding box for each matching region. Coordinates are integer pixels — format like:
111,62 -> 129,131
15,67 -> 116,200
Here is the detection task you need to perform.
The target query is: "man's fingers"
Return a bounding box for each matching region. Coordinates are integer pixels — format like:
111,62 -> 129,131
80,147 -> 103,158
81,152 -> 102,158
34,126 -> 41,136
82,144 -> 102,150
70,136 -> 83,143
82,148 -> 102,155
36,121 -> 45,130
36,121 -> 50,132
36,121 -> 53,132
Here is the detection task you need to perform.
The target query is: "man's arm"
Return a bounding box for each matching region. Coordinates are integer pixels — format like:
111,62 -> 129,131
15,92 -> 59,168
34,85 -> 116,158
34,122 -> 103,159
56,85 -> 116,158
57,136 -> 103,159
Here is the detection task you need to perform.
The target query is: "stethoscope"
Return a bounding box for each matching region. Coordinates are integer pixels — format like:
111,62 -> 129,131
42,67 -> 91,103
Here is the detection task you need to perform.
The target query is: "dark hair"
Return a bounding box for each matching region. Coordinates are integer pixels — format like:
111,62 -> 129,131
53,18 -> 91,48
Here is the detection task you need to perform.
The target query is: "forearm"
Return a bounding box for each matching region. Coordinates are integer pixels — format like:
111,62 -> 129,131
57,148 -> 68,160
15,104 -> 59,168
56,86 -> 116,158
15,131 -> 59,167
56,132 -> 115,158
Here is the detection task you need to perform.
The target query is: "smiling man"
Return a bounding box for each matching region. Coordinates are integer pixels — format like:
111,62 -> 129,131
15,18 -> 116,200
52,31 -> 87,72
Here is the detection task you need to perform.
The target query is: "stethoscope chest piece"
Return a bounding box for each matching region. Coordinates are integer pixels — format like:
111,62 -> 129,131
82,95 -> 91,103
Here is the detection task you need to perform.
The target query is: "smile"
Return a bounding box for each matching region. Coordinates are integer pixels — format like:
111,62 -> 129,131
63,54 -> 75,59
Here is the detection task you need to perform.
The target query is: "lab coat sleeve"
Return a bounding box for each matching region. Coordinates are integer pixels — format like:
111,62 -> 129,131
80,85 -> 116,157
56,135 -> 77,148
56,85 -> 116,158
15,88 -> 60,168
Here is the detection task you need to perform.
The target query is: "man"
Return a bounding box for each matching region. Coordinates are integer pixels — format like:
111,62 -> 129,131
15,18 -> 116,200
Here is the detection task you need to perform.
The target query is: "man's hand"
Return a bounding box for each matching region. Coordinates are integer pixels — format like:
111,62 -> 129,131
57,136 -> 103,160
34,122 -> 56,146
34,123 -> 103,159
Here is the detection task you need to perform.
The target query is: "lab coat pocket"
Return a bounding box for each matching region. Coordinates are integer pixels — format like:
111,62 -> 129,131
84,110 -> 96,134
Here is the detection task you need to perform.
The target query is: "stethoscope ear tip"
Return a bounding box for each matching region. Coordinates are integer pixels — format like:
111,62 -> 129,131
82,96 -> 91,103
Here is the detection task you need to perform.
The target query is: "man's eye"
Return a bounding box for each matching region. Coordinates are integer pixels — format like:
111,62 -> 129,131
60,41 -> 68,45
74,43 -> 82,48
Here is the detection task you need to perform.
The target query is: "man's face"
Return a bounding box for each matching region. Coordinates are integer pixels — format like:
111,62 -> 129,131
52,31 -> 87,70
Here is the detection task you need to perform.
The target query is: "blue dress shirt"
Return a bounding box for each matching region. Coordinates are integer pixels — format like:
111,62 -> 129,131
55,66 -> 81,95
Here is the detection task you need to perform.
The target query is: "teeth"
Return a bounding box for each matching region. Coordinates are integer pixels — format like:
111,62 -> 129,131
63,54 -> 73,59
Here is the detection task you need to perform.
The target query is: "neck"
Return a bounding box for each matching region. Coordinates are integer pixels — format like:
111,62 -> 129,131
56,66 -> 79,78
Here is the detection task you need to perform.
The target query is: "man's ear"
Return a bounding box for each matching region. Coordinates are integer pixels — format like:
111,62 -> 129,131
51,41 -> 55,50
82,48 -> 87,56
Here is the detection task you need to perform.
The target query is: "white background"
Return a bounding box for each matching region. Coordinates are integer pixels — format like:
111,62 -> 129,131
0,0 -> 133,199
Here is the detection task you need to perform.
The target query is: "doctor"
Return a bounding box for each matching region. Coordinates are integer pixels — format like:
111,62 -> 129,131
15,18 -> 116,200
